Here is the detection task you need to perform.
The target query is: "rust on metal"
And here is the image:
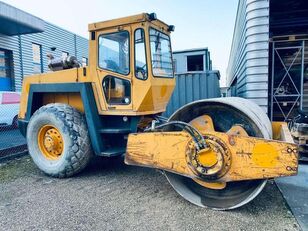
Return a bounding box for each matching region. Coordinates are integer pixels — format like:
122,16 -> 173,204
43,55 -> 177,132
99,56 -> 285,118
125,129 -> 298,183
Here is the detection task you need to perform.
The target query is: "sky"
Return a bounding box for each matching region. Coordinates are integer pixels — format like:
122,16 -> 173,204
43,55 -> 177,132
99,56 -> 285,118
3,0 -> 238,86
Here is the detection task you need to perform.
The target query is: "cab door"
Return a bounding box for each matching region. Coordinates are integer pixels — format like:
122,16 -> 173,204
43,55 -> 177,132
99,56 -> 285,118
96,26 -> 133,112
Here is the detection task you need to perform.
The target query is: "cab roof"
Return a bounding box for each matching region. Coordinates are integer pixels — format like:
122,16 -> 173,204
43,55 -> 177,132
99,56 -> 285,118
88,13 -> 170,32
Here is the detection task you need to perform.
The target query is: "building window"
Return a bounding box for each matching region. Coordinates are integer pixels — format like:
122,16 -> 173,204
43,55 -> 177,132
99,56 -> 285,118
134,28 -> 147,80
32,43 -> 42,74
0,49 -> 13,91
62,51 -> 69,59
187,55 -> 204,72
82,57 -> 88,67
98,31 -> 130,75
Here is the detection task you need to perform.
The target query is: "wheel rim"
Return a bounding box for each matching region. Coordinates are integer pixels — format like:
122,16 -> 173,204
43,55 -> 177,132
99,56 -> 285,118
38,125 -> 64,160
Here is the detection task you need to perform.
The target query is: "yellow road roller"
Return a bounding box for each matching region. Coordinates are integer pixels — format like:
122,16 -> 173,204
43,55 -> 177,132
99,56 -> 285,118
18,13 -> 298,210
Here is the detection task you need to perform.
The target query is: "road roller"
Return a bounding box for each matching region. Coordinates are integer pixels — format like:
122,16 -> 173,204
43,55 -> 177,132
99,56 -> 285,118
18,13 -> 298,210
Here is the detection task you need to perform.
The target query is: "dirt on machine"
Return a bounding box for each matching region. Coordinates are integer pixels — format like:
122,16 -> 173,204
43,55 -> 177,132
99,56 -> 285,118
18,13 -> 298,210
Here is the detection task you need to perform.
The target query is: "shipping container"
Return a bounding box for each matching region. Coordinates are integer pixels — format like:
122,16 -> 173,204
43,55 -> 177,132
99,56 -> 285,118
164,71 -> 220,117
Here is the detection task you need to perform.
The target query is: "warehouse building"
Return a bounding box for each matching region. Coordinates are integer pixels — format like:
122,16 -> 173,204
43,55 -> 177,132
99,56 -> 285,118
0,2 -> 88,91
227,0 -> 308,121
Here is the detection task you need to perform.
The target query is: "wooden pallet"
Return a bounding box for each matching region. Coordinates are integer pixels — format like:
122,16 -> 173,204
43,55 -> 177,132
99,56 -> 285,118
291,123 -> 308,161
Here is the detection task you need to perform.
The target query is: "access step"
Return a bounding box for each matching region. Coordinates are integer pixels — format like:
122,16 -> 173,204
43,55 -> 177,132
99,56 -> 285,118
98,128 -> 131,134
100,147 -> 126,157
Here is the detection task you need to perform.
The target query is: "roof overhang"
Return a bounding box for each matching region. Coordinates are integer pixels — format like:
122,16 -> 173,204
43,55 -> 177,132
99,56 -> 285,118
0,2 -> 44,36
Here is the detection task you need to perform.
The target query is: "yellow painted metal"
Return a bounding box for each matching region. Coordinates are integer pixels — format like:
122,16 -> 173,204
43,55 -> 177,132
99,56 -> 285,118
88,13 -> 170,33
89,15 -> 175,115
189,115 -> 215,132
272,122 -> 285,140
227,125 -> 249,136
38,125 -> 64,160
19,68 -> 88,118
125,128 -> 298,182
42,93 -> 84,112
187,137 -> 231,179
197,148 -> 218,167
193,178 -> 226,190
272,122 -> 294,143
126,132 -> 191,175
19,13 -> 175,119
189,115 -> 227,189
67,93 -> 84,112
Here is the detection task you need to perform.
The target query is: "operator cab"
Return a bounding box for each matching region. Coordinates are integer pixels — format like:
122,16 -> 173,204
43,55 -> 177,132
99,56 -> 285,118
88,13 -> 176,115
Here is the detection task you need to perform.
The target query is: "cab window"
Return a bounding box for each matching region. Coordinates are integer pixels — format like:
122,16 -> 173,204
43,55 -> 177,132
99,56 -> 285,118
149,28 -> 173,78
134,28 -> 147,80
103,76 -> 131,105
98,31 -> 130,75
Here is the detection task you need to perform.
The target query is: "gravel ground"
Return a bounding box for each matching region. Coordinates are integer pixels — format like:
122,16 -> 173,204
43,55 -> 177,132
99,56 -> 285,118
0,155 -> 300,231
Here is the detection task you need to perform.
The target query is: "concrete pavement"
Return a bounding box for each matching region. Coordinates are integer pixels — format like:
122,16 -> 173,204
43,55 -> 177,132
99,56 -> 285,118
276,164 -> 308,231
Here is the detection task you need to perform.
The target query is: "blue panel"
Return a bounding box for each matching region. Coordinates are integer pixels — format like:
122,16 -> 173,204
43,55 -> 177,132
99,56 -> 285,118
0,77 -> 12,91
186,75 -> 193,104
0,16 -> 44,36
0,35 -> 21,91
163,71 -> 221,118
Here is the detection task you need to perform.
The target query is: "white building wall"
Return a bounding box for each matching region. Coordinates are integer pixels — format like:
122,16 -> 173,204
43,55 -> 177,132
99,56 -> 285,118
173,49 -> 209,73
227,0 -> 270,113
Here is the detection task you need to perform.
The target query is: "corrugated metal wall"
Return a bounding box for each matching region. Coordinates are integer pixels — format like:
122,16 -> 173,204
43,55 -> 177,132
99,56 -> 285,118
0,22 -> 88,91
164,71 -> 220,117
75,35 -> 89,62
227,0 -> 269,113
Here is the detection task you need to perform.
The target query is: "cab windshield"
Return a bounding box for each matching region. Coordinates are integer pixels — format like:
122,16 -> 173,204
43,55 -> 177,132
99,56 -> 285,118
149,28 -> 173,78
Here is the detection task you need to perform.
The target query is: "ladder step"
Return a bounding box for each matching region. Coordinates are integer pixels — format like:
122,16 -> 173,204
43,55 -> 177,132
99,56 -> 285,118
100,147 -> 126,157
99,128 -> 131,134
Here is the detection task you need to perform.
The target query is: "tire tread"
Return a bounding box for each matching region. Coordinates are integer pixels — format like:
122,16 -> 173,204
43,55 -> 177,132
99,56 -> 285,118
30,103 -> 92,178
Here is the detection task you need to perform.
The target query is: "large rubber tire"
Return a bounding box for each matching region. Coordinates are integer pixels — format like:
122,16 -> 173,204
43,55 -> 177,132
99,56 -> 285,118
27,103 -> 92,178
